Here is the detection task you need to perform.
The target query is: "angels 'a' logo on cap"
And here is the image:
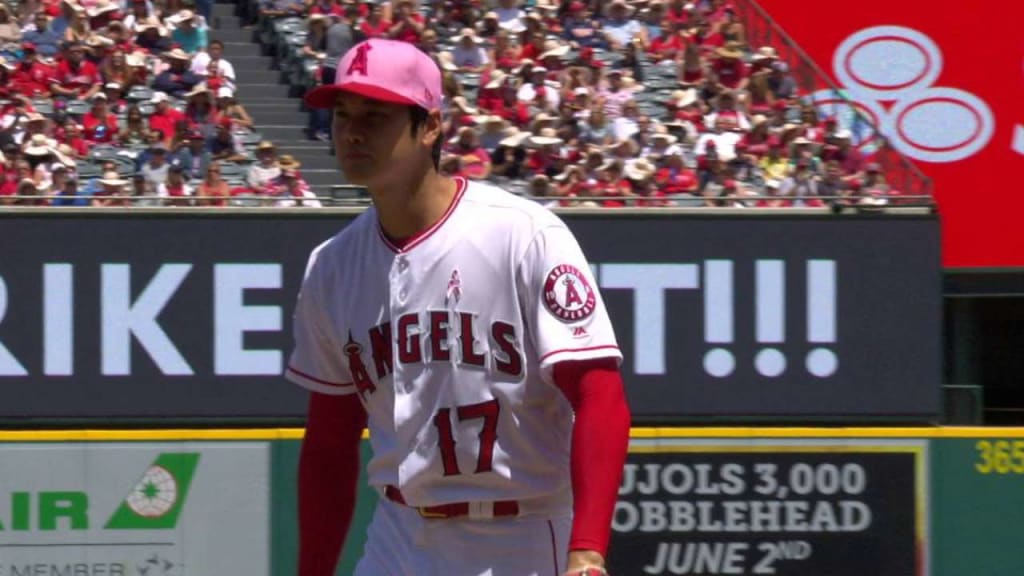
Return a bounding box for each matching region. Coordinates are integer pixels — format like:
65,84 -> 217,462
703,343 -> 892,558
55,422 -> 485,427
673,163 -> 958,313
346,43 -> 371,76
543,264 -> 596,322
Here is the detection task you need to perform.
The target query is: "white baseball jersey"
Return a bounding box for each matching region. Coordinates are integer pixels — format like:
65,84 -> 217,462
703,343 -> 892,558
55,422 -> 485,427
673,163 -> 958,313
286,177 -> 621,507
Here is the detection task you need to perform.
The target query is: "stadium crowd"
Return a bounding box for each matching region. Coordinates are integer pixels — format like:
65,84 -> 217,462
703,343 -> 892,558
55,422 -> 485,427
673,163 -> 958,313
287,0 -> 899,208
0,0 -> 322,206
0,0 -> 900,208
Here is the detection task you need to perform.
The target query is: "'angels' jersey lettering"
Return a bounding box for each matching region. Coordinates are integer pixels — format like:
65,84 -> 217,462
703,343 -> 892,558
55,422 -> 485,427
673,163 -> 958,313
286,178 -> 621,506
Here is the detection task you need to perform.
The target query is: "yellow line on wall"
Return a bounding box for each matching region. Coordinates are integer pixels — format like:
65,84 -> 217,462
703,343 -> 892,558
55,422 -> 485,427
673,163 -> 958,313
0,426 -> 1022,442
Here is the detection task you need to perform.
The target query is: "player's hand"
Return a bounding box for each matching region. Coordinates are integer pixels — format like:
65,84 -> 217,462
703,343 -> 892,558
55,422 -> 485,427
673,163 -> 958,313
563,550 -> 607,576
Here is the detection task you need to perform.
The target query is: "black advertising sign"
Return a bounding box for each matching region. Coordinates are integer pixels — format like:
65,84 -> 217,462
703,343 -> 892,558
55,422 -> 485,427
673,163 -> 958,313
610,439 -> 927,576
0,211 -> 941,423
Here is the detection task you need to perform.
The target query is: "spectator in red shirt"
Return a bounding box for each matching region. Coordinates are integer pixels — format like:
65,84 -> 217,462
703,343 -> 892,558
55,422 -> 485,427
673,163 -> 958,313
82,94 -> 119,144
11,43 -> 53,98
148,91 -> 186,144
712,41 -> 748,91
446,126 -> 493,180
50,42 -> 101,101
388,0 -> 425,44
359,3 -> 391,38
61,122 -> 90,158
656,152 -> 699,198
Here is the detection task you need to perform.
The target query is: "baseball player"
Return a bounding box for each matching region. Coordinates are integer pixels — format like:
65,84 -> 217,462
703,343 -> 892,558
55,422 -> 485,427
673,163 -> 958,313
287,38 -> 631,576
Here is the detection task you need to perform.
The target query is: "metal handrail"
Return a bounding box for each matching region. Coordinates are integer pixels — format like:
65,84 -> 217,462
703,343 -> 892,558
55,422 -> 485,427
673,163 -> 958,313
734,0 -> 935,199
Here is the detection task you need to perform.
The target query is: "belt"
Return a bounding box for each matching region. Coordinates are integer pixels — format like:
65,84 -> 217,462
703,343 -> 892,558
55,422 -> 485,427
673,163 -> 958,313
384,485 -> 520,519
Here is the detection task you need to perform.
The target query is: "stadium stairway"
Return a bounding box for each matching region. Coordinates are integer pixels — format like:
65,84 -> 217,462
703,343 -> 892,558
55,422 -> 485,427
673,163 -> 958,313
210,1 -> 342,197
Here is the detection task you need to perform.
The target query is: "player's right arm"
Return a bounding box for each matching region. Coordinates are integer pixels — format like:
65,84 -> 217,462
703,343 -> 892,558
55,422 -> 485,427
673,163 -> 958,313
287,244 -> 364,575
298,392 -> 366,576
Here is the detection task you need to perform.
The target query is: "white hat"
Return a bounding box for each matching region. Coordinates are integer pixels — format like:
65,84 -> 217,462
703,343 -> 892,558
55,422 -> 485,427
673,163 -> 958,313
539,41 -> 570,60
834,129 -> 852,140
99,171 -> 128,186
528,128 -> 563,147
150,91 -> 169,104
499,127 -> 531,147
669,88 -> 698,108
453,27 -> 482,43
625,159 -> 657,181
23,134 -> 53,156
168,9 -> 196,24
217,86 -> 235,99
573,86 -> 590,96
484,71 -> 508,89
164,48 -> 191,62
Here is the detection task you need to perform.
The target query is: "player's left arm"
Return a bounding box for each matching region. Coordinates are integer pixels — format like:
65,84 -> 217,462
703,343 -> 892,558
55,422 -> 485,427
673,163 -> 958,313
553,358 -> 631,575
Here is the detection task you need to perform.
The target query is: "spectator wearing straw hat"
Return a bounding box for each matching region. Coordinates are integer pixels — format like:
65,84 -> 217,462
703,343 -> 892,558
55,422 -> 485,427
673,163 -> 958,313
135,21 -> 173,54
490,126 -> 530,179
152,48 -> 202,98
92,170 -> 129,207
169,10 -> 207,54
247,140 -> 281,194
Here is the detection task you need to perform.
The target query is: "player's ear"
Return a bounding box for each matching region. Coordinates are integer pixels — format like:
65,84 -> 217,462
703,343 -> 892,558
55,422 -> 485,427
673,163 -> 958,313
421,109 -> 444,150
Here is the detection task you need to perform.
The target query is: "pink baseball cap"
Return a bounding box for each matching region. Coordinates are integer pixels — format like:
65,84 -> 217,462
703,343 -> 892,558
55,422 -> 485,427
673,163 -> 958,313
304,39 -> 443,110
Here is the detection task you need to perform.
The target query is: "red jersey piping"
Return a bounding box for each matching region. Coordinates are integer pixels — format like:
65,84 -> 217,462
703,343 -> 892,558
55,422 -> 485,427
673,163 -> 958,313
377,177 -> 467,254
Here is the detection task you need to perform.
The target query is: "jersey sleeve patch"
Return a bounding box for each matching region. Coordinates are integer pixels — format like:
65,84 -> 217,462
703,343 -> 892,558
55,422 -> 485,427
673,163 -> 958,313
542,264 -> 597,323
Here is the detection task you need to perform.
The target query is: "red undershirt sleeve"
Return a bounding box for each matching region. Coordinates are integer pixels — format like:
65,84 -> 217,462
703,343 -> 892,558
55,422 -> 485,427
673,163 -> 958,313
553,358 -> 632,556
298,392 -> 367,576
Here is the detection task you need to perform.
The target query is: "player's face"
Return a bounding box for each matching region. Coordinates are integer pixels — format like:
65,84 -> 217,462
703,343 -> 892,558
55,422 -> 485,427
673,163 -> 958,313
332,93 -> 431,187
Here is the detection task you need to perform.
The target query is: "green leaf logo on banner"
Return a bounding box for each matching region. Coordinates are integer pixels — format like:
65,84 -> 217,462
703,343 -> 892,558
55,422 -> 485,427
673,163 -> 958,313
104,453 -> 200,530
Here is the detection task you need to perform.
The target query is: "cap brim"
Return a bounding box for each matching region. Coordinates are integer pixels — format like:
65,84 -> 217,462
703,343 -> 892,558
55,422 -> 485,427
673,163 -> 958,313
304,82 -> 420,109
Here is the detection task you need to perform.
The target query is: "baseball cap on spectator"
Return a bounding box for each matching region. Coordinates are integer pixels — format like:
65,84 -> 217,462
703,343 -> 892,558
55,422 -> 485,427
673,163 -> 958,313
304,39 -> 443,111
91,92 -> 108,102
150,92 -> 170,104
483,11 -> 498,20
835,129 -> 852,140
21,42 -> 36,53
626,159 -> 657,181
105,82 -> 122,91
573,86 -> 590,97
757,46 -> 778,60
217,87 -> 235,99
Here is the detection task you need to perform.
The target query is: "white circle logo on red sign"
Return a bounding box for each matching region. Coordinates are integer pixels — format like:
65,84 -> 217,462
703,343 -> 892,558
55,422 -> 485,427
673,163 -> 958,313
543,264 -> 596,322
809,25 -> 994,163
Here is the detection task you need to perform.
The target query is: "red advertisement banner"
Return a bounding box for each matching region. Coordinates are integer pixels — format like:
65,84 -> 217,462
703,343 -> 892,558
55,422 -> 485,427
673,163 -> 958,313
755,0 -> 1024,267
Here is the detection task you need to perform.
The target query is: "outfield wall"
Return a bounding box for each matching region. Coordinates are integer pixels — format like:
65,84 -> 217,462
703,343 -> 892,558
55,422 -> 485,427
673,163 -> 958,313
0,427 -> 1020,576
